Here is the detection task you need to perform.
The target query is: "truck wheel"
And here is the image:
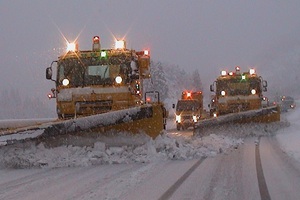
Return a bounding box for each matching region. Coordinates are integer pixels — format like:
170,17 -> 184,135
176,124 -> 181,131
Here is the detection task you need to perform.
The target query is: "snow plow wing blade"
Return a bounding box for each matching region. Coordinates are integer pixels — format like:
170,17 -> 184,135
0,104 -> 166,146
195,105 -> 280,129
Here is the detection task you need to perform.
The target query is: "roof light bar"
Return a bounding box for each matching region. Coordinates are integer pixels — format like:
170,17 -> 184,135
101,51 -> 107,58
115,40 -> 126,49
144,50 -> 149,56
249,68 -> 256,75
67,42 -> 77,52
92,36 -> 100,51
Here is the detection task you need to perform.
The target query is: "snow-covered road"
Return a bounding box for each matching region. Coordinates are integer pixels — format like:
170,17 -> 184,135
0,108 -> 299,200
260,137 -> 300,200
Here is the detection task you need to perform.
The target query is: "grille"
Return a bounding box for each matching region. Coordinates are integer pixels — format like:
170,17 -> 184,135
75,100 -> 113,114
228,102 -> 250,112
182,115 -> 193,120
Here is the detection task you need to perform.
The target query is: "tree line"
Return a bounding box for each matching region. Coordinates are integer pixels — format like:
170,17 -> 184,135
143,61 -> 203,105
0,88 -> 53,119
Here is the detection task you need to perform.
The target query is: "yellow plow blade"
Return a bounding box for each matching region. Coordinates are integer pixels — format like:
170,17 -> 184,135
195,105 -> 280,129
0,104 -> 166,146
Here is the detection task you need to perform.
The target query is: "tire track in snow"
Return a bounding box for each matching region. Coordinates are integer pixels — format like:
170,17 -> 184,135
255,136 -> 271,200
0,169 -> 58,194
158,157 -> 205,200
0,167 -> 87,200
66,164 -> 148,200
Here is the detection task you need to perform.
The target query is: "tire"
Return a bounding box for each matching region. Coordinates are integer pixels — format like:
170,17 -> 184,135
176,124 -> 181,131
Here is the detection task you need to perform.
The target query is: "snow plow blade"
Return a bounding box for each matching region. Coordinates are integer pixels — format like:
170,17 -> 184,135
0,104 -> 166,146
195,105 -> 280,129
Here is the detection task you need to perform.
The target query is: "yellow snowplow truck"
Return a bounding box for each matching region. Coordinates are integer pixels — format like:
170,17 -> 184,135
206,66 -> 280,125
173,91 -> 204,130
46,36 -> 151,119
0,37 -> 167,147
43,36 -> 167,140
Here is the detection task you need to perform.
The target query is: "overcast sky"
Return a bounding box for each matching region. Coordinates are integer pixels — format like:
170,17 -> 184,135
1,0 -> 300,107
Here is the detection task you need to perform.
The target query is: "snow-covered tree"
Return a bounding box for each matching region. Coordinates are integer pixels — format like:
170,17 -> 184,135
143,61 -> 169,101
0,88 -> 53,119
191,69 -> 203,91
142,61 -> 204,110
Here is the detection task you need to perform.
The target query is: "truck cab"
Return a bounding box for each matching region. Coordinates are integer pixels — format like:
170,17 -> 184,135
46,36 -> 150,119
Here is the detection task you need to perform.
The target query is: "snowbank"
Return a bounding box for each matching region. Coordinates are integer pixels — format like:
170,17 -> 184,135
276,108 -> 300,162
0,120 -> 282,168
0,131 -> 245,169
0,111 -> 290,169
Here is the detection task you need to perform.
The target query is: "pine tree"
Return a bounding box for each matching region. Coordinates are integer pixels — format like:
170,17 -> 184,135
191,69 -> 203,91
143,61 -> 169,102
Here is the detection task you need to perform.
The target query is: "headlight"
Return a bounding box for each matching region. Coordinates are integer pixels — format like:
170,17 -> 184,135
251,89 -> 256,94
62,79 -> 69,86
193,115 -> 198,122
176,115 -> 181,123
115,76 -> 122,84
221,90 -> 226,96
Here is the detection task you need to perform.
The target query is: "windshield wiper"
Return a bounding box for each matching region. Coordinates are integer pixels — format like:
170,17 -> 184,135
103,66 -> 109,78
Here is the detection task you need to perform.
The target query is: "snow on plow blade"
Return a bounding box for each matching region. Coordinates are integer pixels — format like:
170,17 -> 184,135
0,104 -> 165,146
195,105 -> 280,129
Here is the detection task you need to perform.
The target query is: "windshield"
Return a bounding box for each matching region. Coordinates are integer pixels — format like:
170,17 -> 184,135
176,100 -> 201,111
216,77 -> 261,96
57,58 -> 132,87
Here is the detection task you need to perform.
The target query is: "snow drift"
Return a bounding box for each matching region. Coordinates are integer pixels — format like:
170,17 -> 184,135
0,119 -> 288,169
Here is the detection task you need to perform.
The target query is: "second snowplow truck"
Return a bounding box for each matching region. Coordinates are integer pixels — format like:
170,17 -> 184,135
208,66 -> 280,124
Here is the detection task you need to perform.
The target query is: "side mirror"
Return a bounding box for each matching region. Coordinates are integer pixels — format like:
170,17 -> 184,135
262,80 -> 267,88
138,57 -> 151,79
46,67 -> 52,80
210,84 -> 214,92
262,80 -> 267,92
263,87 -> 267,92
